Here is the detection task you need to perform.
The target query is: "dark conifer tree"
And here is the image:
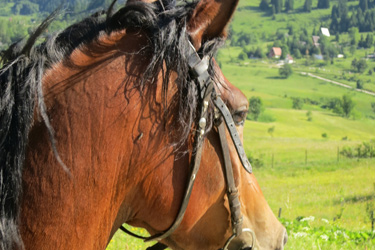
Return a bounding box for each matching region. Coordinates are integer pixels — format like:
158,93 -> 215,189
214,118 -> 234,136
359,0 -> 368,12
317,0 -> 330,9
304,0 -> 312,12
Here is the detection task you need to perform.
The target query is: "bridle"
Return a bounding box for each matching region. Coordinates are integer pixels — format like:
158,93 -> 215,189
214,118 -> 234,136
120,40 -> 256,250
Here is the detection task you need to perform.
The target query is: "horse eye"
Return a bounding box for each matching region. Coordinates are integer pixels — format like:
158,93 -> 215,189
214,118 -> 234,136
232,110 -> 248,126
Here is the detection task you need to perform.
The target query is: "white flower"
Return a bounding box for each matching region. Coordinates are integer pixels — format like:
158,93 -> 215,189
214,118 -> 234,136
321,218 -> 329,224
293,232 -> 308,238
300,216 -> 315,222
320,234 -> 329,241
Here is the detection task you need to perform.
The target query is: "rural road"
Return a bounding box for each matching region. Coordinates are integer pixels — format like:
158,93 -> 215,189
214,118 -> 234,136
300,72 -> 375,97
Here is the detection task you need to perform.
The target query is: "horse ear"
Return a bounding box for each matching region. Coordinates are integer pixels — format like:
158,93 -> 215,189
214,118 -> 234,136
187,0 -> 239,49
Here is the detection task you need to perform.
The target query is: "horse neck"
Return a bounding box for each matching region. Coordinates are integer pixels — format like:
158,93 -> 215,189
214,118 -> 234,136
20,30 -> 182,249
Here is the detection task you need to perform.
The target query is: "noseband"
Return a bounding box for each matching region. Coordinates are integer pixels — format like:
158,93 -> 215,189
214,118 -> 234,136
120,40 -> 255,250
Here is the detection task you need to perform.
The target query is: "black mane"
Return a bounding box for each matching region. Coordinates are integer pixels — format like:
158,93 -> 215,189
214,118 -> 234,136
0,1 -> 222,248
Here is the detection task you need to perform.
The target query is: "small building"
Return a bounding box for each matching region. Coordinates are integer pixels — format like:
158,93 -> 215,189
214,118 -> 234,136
337,54 -> 344,58
321,27 -> 330,37
268,47 -> 282,58
285,54 -> 294,64
312,36 -> 320,47
313,54 -> 324,60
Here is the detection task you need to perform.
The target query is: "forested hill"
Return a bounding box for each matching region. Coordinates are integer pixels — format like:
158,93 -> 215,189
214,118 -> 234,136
2,0 -> 114,14
0,0 -> 124,49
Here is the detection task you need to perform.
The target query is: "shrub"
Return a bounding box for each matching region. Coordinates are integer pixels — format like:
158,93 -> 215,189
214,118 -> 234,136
292,97 -> 303,109
258,112 -> 276,123
238,51 -> 248,61
248,96 -> 263,121
306,110 -> 312,121
279,64 -> 292,78
268,126 -> 275,137
247,153 -> 264,169
322,132 -> 328,138
340,140 -> 375,158
341,94 -> 355,118
356,79 -> 364,89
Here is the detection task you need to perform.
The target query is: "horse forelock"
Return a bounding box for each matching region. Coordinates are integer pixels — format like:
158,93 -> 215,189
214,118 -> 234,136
0,1 -> 224,248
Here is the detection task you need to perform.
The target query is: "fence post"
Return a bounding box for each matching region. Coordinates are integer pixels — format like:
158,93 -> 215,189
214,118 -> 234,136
278,208 -> 282,218
371,211 -> 374,231
305,149 -> 307,165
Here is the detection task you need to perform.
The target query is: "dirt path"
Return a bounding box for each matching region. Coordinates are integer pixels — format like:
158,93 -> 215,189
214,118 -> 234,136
300,72 -> 375,97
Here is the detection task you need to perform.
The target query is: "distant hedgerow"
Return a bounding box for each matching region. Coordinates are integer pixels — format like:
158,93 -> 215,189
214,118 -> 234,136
340,140 -> 375,158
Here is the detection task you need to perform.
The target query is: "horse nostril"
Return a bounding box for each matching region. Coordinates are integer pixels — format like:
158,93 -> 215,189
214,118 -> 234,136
283,231 -> 288,246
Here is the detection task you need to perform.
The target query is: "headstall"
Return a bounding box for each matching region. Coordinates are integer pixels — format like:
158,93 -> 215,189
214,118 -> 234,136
120,40 -> 255,250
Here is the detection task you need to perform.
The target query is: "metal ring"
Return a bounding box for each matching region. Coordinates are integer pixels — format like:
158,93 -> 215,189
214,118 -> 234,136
222,233 -> 236,250
221,228 -> 256,250
242,228 -> 256,249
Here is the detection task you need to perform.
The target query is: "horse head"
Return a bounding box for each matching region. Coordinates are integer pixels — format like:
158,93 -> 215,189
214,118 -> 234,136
0,0 -> 286,249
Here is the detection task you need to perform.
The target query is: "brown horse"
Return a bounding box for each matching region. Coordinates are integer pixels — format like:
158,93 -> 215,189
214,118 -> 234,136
0,0 -> 287,249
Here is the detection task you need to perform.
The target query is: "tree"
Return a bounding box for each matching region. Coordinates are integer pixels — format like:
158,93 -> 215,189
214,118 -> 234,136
279,64 -> 292,78
356,79 -> 364,89
340,94 -> 355,118
306,110 -> 313,121
285,0 -> 294,11
371,102 -> 375,114
271,0 -> 282,13
348,27 -> 359,45
357,59 -> 368,73
248,97 -> 263,121
351,58 -> 367,73
259,0 -> 270,11
304,0 -> 312,12
365,34 -> 374,48
359,0 -> 368,12
292,97 -> 303,109
317,0 -> 330,9
238,51 -> 248,61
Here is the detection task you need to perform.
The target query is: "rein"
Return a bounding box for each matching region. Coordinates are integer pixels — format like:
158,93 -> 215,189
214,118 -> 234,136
120,40 -> 255,250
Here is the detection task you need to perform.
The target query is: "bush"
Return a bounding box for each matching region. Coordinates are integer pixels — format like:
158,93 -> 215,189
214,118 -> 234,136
340,140 -> 375,158
238,51 -> 248,61
247,153 -> 264,169
258,112 -> 276,123
268,126 -> 275,137
292,97 -> 303,109
306,110 -> 312,121
351,58 -> 368,73
356,79 -> 364,89
247,96 -> 263,121
279,64 -> 292,79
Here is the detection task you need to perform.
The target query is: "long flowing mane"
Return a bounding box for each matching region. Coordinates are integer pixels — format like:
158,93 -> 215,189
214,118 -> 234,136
0,1 -> 223,248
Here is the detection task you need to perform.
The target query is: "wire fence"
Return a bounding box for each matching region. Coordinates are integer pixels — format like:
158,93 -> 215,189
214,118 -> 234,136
249,146 -> 375,169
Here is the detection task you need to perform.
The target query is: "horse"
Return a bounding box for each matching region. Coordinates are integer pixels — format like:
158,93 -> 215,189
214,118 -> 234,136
0,0 -> 287,249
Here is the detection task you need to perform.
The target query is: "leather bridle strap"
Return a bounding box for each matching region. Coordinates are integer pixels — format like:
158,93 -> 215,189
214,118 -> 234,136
213,96 -> 252,174
217,120 -> 243,237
